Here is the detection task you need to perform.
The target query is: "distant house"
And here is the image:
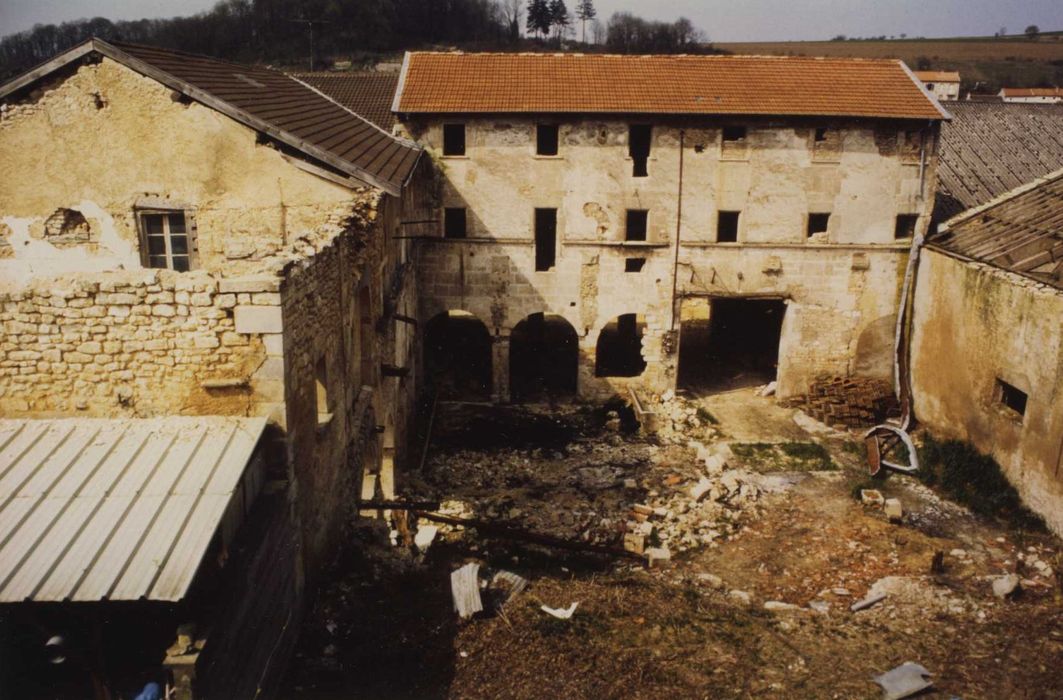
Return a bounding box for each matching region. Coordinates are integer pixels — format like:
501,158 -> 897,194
911,169 -> 1063,536
999,87 -> 1063,104
914,70 -> 961,101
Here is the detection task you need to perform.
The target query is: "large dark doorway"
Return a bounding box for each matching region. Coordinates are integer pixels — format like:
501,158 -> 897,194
678,298 -> 786,392
510,313 -> 578,402
424,311 -> 492,400
595,313 -> 647,377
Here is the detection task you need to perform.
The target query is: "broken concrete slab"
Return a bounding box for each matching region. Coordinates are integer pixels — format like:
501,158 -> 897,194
872,661 -> 933,700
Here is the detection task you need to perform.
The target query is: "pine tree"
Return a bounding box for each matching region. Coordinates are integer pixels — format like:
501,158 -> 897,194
548,0 -> 570,43
575,0 -> 596,44
527,0 -> 551,39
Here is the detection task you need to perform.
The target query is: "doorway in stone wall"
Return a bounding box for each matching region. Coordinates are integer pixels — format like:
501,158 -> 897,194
424,311 -> 493,401
510,313 -> 579,402
677,297 -> 786,393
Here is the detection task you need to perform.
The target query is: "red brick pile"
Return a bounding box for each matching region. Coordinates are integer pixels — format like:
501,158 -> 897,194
782,376 -> 899,429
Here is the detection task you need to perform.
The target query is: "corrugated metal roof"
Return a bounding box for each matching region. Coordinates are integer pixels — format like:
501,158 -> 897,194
394,52 -> 948,120
0,39 -> 421,196
930,168 -> 1063,290
0,416 -> 266,603
935,102 -> 1063,219
292,72 -> 400,131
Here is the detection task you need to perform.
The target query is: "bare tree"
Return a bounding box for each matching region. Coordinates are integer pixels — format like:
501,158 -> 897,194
575,0 -> 596,44
500,0 -> 523,41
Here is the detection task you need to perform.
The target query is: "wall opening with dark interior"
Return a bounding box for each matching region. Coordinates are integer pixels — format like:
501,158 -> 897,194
424,311 -> 492,400
595,313 -> 647,377
629,124 -> 651,177
534,208 -> 557,271
625,210 -> 648,241
536,124 -> 559,156
678,297 -> 786,392
510,313 -> 579,401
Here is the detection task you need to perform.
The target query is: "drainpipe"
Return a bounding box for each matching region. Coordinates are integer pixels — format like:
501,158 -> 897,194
669,129 -> 685,331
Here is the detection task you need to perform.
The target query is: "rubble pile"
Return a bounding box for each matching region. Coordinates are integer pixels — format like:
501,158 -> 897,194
648,390 -> 722,444
781,376 -> 899,429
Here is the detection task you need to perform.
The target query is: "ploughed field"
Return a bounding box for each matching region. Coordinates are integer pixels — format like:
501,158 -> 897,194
281,393 -> 1062,699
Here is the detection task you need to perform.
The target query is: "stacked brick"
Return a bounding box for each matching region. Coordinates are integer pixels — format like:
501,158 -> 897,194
781,375 -> 899,429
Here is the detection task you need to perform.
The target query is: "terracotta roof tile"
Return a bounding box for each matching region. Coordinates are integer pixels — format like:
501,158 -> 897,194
1001,87 -> 1063,98
914,71 -> 961,83
395,52 -> 946,120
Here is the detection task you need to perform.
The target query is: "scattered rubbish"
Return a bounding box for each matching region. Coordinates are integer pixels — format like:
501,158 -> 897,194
808,600 -> 830,613
861,489 -> 885,506
864,425 -> 920,476
697,572 -> 724,589
414,525 -> 439,553
758,381 -> 777,397
885,498 -> 904,522
831,587 -> 851,596
646,546 -> 671,568
488,570 -> 527,610
850,593 -> 887,612
451,563 -> 484,619
992,573 -> 1021,599
872,661 -> 933,700
728,590 -> 752,606
623,532 -> 646,554
459,650 -> 468,658
764,600 -> 801,612
541,602 -> 579,619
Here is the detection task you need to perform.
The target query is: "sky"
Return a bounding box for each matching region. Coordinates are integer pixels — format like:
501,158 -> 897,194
1,0 -> 1061,42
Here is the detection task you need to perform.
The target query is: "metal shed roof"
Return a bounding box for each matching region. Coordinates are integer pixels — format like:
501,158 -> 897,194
0,416 -> 266,604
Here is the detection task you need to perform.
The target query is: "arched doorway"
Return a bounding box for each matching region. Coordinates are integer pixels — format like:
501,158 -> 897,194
510,312 -> 579,402
423,311 -> 492,400
595,313 -> 647,377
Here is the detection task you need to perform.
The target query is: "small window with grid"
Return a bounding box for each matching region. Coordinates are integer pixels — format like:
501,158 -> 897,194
139,211 -> 194,271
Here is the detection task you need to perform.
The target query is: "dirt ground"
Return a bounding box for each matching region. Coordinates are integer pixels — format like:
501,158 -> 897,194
281,388 -> 1063,699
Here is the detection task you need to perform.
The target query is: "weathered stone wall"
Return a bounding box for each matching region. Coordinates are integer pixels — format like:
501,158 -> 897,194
911,249 -> 1063,536
408,116 -> 935,399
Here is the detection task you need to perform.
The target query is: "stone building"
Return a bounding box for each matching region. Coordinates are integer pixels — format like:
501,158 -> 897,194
914,70 -> 961,101
391,52 -> 948,402
911,169 -> 1063,535
0,39 -> 426,697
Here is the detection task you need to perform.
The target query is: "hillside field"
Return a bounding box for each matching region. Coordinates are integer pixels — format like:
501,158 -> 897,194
716,36 -> 1063,92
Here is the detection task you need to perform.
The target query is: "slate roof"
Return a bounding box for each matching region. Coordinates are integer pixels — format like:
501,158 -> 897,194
393,52 -> 948,120
930,168 -> 1063,290
0,416 -> 266,603
935,102 -> 1063,219
0,39 -> 420,195
293,72 -> 400,131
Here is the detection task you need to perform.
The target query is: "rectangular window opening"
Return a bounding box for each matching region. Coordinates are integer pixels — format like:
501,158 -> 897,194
140,210 -> 192,271
534,208 -> 557,271
625,210 -> 648,242
807,212 -> 831,238
629,124 -> 651,177
722,125 -> 747,142
895,214 -> 919,239
444,207 -> 467,239
442,123 -> 466,156
717,210 -> 740,243
996,379 -> 1028,417
814,127 -> 828,142
625,257 -> 646,272
536,124 -> 559,156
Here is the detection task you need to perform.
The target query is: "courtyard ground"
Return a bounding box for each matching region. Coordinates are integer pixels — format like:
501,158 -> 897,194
281,388 -> 1062,699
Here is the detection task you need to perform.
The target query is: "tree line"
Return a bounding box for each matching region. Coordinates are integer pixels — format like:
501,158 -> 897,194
0,0 -> 708,80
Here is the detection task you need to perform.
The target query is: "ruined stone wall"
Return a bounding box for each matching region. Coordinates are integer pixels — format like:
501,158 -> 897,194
409,116 -> 935,399
911,249 -> 1063,536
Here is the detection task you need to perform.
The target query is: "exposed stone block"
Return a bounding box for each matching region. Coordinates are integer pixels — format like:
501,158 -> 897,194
234,305 -> 283,334
219,276 -> 282,294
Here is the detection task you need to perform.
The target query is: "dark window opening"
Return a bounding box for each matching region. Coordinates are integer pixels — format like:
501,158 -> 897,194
807,212 -> 831,238
895,214 -> 918,239
814,127 -> 828,142
717,211 -> 740,243
536,124 -> 559,156
444,207 -> 467,239
534,208 -> 557,271
678,297 -> 786,392
626,210 -> 648,242
424,311 -> 492,400
510,313 -> 579,401
140,211 -> 192,271
443,123 -> 466,156
996,379 -> 1028,417
315,357 -> 331,428
722,126 -> 747,142
625,257 -> 646,272
595,313 -> 647,377
629,124 -> 651,177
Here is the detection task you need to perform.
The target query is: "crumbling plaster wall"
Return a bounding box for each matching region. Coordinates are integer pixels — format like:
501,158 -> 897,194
911,249 -> 1063,536
409,116 -> 934,399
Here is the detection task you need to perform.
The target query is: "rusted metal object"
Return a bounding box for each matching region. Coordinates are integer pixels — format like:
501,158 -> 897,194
864,424 -> 920,476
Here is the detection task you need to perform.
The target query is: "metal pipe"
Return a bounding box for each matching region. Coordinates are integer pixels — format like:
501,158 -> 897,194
669,129 -> 686,331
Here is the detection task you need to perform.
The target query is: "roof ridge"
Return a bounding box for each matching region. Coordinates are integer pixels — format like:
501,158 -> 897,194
287,73 -> 419,149
106,38 -> 280,75
403,50 -> 906,63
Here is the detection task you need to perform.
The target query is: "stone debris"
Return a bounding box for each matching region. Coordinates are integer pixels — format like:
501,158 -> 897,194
861,489 -> 885,506
992,573 -> 1021,599
872,662 -> 933,700
728,590 -> 752,606
763,600 -> 801,612
646,546 -> 671,568
884,498 -> 904,522
541,602 -> 579,620
850,593 -> 887,612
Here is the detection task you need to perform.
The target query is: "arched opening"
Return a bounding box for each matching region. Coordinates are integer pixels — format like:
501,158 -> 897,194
510,312 -> 578,402
595,313 -> 647,377
423,311 -> 492,400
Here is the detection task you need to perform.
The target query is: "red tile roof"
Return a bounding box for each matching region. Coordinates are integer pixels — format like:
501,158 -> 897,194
914,71 -> 961,83
1001,87 -> 1063,98
395,52 -> 947,120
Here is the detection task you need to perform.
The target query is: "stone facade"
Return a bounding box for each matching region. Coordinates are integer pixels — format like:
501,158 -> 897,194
911,249 -> 1063,536
0,56 -> 425,575
404,116 -> 937,400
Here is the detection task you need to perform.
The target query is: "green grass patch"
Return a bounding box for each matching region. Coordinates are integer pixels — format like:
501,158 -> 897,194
917,434 -> 1045,531
732,441 -> 836,472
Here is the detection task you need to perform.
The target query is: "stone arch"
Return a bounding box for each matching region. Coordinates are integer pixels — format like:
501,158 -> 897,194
510,312 -> 579,402
423,310 -> 492,400
595,313 -> 647,377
